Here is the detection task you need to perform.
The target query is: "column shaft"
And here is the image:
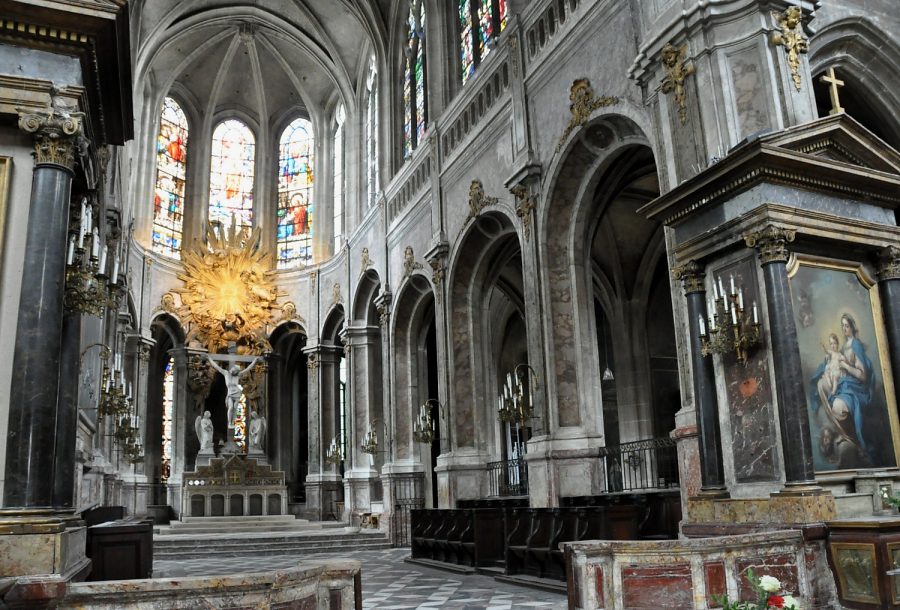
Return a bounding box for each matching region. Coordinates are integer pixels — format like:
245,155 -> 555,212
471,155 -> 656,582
879,279 -> 900,409
52,311 -> 83,508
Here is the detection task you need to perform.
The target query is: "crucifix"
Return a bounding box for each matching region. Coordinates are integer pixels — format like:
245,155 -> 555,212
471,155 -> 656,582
819,67 -> 845,116
206,352 -> 263,431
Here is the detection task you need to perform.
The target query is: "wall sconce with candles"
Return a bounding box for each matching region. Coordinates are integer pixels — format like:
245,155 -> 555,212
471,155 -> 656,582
700,274 -> 761,365
93,346 -> 143,464
325,435 -> 344,465
497,364 -> 539,424
361,424 -> 379,454
65,196 -> 124,317
413,399 -> 441,444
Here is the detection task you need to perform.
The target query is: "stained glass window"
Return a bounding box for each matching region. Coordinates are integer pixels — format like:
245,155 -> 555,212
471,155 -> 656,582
209,119 -> 255,233
404,0 -> 427,159
161,358 -> 174,482
276,117 -> 314,268
459,0 -> 508,84
366,59 -> 379,208
152,98 -> 188,257
333,105 -> 345,251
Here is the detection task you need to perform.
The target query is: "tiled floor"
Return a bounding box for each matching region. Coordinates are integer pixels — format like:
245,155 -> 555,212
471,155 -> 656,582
155,548 -> 568,610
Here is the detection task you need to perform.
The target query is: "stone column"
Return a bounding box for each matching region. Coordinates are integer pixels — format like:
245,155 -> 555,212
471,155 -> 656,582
744,226 -> 816,487
673,261 -> 727,494
4,105 -> 84,509
877,245 -> 900,410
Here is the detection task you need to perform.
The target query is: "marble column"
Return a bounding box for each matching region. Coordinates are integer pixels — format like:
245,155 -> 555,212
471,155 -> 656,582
53,310 -> 83,509
877,245 -> 900,410
4,107 -> 84,508
744,226 -> 816,487
673,261 -> 727,494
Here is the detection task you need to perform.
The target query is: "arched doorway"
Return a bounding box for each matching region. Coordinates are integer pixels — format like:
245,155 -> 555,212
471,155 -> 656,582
269,322 -> 308,503
147,314 -> 185,506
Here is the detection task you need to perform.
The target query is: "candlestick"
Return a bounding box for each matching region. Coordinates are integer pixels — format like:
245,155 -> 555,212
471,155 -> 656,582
717,276 -> 725,299
709,314 -> 715,331
753,301 -> 758,325
712,281 -> 718,300
99,244 -> 107,273
699,315 -> 706,336
731,306 -> 738,326
730,275 -> 735,296
91,228 -> 100,259
67,236 -> 75,266
738,287 -> 744,310
111,255 -> 119,284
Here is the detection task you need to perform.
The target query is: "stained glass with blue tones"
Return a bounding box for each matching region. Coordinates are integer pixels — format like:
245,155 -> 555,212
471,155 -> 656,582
152,98 -> 188,257
277,117 -> 314,268
209,119 -> 255,232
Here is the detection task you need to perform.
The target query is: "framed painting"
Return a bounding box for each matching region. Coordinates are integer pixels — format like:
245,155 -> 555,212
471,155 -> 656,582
788,255 -> 899,473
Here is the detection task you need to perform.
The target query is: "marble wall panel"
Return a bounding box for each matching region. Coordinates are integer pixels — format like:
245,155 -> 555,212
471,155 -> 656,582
727,44 -> 773,139
718,258 -> 779,483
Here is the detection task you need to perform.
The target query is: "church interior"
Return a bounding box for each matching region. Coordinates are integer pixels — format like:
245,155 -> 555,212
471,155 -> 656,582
1,0 -> 899,608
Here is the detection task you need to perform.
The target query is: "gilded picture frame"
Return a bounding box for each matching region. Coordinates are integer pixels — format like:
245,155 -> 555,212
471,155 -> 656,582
829,542 -> 880,604
787,254 -> 900,473
0,157 -> 9,274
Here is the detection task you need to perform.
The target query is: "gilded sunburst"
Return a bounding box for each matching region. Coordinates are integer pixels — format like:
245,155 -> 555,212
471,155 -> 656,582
173,222 -> 280,355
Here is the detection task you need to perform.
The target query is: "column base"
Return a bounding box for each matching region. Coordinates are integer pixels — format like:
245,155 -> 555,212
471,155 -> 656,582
0,510 -> 91,583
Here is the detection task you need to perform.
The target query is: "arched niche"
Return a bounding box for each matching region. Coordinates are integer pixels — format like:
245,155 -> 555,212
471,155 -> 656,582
268,321 -> 308,502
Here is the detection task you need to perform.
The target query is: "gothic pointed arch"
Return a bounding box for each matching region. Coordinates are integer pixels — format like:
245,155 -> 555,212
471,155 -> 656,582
268,321 -> 309,501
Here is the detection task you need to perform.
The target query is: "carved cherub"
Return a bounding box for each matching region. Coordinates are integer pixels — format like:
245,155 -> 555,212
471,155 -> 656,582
660,43 -> 695,124
771,6 -> 809,91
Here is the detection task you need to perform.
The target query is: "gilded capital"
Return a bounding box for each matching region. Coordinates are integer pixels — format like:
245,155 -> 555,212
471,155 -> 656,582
17,103 -> 84,170
672,260 -> 705,294
743,225 -> 797,265
876,245 -> 900,281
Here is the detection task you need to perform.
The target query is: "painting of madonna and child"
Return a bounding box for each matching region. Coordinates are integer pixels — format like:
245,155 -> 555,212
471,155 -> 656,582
789,259 -> 899,472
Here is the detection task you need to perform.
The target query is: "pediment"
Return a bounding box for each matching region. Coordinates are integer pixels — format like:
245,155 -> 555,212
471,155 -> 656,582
758,114 -> 900,176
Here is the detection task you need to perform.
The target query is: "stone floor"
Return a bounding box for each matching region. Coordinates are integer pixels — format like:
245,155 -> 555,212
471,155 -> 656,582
155,548 -> 568,610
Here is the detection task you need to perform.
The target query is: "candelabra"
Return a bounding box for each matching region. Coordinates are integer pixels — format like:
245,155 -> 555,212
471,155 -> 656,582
97,348 -> 144,463
325,436 -> 344,465
361,424 -> 378,455
497,364 -> 538,424
699,274 -> 761,365
413,399 -> 440,444
64,196 -> 123,317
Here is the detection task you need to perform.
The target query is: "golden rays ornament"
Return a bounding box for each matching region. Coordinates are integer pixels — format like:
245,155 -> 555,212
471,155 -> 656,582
173,220 -> 282,355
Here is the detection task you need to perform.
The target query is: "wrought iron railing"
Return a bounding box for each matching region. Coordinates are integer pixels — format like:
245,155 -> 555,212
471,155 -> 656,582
598,437 -> 679,493
487,458 -> 529,497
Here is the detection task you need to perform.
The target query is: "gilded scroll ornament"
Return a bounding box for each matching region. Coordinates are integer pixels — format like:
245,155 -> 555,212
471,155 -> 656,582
556,79 -> 619,151
468,180 -> 499,218
17,94 -> 84,170
159,292 -> 178,314
876,245 -> 900,281
771,6 -> 809,92
672,260 -> 705,294
173,219 -> 280,355
511,185 -> 536,241
743,225 -> 797,265
660,43 -> 695,125
403,246 -> 424,278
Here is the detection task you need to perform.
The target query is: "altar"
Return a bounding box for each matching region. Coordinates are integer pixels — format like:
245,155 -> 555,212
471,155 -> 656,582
182,455 -> 288,517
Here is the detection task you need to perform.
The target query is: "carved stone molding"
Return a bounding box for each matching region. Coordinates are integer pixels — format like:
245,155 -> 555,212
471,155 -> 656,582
771,6 -> 809,92
876,245 -> 900,281
375,301 -> 390,330
309,270 -> 317,294
187,354 -> 215,407
280,300 -> 305,325
428,258 -> 444,285
511,185 -> 537,241
660,43 -> 695,125
743,225 -> 797,265
508,35 -> 519,78
467,180 -> 499,218
307,354 -> 318,370
18,98 -> 85,170
403,246 -> 423,278
672,260 -> 705,294
159,292 -> 178,315
557,79 -> 619,151
360,248 -> 372,274
332,283 -> 342,306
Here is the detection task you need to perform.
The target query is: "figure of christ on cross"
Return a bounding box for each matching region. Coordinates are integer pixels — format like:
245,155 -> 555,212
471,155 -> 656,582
206,353 -> 263,431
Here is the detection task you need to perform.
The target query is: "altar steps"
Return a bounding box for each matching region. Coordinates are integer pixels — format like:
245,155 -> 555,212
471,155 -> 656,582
154,516 -> 390,560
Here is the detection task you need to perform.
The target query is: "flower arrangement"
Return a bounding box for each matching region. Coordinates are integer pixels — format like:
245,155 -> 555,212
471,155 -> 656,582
715,570 -> 801,610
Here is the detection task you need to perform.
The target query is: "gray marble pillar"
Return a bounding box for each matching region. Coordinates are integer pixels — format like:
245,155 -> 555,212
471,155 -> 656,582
877,246 -> 900,412
673,261 -> 727,493
53,311 -> 83,509
744,226 -> 816,487
4,107 -> 83,508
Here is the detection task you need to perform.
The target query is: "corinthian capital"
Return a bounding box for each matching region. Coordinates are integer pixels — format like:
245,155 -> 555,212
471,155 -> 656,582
672,260 -> 705,294
17,99 -> 85,170
743,225 -> 797,265
876,245 -> 900,281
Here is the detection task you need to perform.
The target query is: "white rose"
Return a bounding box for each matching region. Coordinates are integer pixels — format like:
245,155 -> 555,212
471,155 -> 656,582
781,595 -> 800,609
758,575 -> 781,593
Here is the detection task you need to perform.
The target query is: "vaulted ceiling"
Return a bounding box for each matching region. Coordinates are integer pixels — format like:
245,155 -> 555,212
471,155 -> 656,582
132,0 -> 393,127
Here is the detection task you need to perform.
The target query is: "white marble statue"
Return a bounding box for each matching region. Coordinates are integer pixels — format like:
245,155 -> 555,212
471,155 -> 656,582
207,355 -> 261,430
249,410 -> 267,452
194,410 -> 214,453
